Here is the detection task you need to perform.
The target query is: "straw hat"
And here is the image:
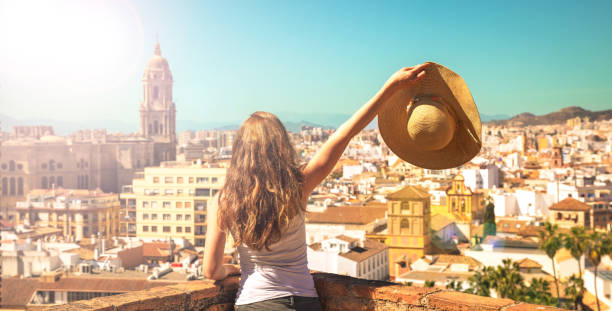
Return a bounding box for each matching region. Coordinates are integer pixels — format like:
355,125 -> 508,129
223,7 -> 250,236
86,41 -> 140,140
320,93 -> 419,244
378,62 -> 481,169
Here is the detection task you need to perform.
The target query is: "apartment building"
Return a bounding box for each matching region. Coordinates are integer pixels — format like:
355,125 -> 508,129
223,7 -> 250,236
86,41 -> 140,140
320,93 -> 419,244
119,161 -> 226,246
15,188 -> 120,241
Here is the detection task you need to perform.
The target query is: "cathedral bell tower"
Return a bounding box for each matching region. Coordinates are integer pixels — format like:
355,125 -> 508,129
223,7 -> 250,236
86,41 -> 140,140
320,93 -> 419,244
140,39 -> 176,144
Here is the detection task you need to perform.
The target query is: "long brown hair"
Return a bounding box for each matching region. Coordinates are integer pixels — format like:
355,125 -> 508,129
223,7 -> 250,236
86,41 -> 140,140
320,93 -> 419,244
218,111 -> 305,251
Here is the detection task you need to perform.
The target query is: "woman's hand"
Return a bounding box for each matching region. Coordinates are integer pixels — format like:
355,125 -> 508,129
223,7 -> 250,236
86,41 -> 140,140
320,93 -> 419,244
382,62 -> 430,96
224,264 -> 241,276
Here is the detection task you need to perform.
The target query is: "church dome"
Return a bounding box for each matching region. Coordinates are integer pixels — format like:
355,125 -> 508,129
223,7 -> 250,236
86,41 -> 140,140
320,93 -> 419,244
144,42 -> 171,71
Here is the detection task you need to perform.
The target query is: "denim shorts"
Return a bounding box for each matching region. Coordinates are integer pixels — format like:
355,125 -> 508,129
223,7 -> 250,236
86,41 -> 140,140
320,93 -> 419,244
234,295 -> 322,311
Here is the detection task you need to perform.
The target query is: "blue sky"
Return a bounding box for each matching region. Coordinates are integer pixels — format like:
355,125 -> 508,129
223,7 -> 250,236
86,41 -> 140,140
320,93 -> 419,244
1,0 -> 611,130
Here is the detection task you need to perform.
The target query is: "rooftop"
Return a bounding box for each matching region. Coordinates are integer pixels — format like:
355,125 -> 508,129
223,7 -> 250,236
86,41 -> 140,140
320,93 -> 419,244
549,197 -> 591,212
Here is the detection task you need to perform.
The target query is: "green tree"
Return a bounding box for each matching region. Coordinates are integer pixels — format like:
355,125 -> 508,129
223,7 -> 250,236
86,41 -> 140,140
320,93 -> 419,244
483,197 -> 496,238
491,258 -> 524,299
585,232 -> 612,311
539,222 -> 562,307
522,277 -> 555,306
446,280 -> 463,291
562,226 -> 588,311
565,275 -> 585,310
424,280 -> 436,288
466,266 -> 494,297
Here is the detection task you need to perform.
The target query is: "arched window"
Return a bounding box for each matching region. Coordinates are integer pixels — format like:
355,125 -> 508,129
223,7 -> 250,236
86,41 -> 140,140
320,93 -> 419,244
9,160 -> 15,171
9,177 -> 15,195
400,219 -> 410,228
17,177 -> 24,195
49,160 -> 56,171
42,176 -> 48,189
461,199 -> 466,213
153,86 -> 159,99
2,178 -> 7,195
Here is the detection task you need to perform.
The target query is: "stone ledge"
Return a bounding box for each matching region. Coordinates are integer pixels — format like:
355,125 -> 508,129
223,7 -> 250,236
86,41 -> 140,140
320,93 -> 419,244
41,272 -> 565,311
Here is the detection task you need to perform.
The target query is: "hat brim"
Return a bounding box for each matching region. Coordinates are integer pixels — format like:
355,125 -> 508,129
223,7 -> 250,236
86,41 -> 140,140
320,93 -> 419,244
378,62 -> 482,169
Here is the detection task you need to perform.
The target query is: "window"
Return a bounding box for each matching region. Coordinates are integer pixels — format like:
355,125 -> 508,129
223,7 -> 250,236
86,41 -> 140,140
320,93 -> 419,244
153,177 -> 159,183
212,177 -> 218,183
57,163 -> 62,169
57,176 -> 63,187
196,188 -> 210,196
0,163 -> 5,170
9,178 -> 15,195
188,177 -> 194,183
163,226 -> 171,233
151,201 -> 158,208
143,214 -> 149,220
9,160 -> 15,171
151,214 -> 158,220
177,189 -> 183,195
176,202 -> 183,208
1,178 -> 7,195
42,163 -> 48,169
163,214 -> 171,221
176,226 -> 182,233
400,219 -> 410,228
196,214 -> 206,223
185,214 -> 192,221
196,177 -> 209,183
164,176 -> 173,184
17,177 -> 24,195
195,200 -> 206,211
212,189 -> 219,196
143,201 -> 149,208
163,201 -> 171,208
49,176 -> 55,187
165,189 -> 174,195
185,226 -> 191,233
151,226 -> 157,232
185,202 -> 192,209
177,177 -> 184,183
176,214 -> 182,221
153,86 -> 159,99
143,226 -> 149,232
42,176 -> 48,189
17,163 -> 23,170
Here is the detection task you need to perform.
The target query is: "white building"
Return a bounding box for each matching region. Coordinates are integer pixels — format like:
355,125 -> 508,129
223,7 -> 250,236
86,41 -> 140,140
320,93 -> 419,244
307,235 -> 388,281
462,165 -> 500,190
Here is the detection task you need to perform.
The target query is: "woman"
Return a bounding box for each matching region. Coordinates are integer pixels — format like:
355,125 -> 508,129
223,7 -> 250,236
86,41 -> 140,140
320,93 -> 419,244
203,63 -> 429,310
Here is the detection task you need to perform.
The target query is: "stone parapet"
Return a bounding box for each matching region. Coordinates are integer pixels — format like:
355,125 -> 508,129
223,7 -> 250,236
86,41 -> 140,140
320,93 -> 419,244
41,273 -> 563,311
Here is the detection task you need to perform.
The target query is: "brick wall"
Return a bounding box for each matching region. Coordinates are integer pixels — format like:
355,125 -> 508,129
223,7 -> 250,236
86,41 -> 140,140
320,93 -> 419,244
41,272 -> 564,311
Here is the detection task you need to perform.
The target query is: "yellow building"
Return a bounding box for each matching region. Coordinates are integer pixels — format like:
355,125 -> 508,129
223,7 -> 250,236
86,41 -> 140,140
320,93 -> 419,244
431,174 -> 484,224
119,162 -> 226,247
15,188 -> 120,241
367,185 -> 431,280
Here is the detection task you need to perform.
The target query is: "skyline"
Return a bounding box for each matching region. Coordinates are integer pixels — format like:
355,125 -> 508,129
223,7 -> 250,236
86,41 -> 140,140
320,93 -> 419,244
1,0 -> 612,131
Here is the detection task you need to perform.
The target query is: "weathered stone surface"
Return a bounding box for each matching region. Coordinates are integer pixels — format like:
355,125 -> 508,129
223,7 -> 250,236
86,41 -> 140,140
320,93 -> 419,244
40,273 -> 559,311
427,290 -> 515,311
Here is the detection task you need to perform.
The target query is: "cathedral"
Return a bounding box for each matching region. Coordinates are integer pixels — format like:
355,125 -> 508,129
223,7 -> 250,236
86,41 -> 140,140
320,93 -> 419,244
0,40 -> 177,220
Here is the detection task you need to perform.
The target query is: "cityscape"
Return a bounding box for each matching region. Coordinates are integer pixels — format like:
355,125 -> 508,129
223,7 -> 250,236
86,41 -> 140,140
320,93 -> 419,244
1,1 -> 612,311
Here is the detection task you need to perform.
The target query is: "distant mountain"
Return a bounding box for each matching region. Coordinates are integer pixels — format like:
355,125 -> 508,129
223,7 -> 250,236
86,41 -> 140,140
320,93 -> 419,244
487,106 -> 612,126
480,113 -> 511,122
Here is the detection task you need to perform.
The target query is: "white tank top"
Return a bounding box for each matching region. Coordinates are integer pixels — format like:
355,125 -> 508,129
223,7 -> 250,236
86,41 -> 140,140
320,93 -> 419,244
234,212 -> 318,305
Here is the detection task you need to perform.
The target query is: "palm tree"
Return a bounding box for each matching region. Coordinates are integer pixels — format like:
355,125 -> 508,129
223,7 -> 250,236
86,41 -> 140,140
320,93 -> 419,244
565,275 -> 584,310
491,258 -> 524,299
539,222 -> 562,307
466,266 -> 494,297
524,277 -> 554,306
562,226 -> 588,311
585,232 -> 612,311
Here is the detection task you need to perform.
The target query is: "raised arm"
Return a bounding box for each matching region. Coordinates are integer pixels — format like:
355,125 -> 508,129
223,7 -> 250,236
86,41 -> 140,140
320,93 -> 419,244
301,63 -> 429,197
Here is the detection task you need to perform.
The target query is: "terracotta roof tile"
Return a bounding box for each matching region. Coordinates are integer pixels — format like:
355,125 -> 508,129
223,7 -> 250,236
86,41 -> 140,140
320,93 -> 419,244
338,239 -> 387,263
386,185 -> 430,200
517,258 -> 542,269
306,206 -> 386,225
549,198 -> 591,212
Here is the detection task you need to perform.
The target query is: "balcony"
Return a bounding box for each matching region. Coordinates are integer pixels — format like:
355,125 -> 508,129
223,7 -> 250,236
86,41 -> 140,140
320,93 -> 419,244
40,273 -> 560,311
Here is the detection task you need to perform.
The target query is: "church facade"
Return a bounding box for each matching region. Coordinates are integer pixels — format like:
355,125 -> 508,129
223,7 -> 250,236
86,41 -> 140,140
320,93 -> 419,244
0,41 -> 177,220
